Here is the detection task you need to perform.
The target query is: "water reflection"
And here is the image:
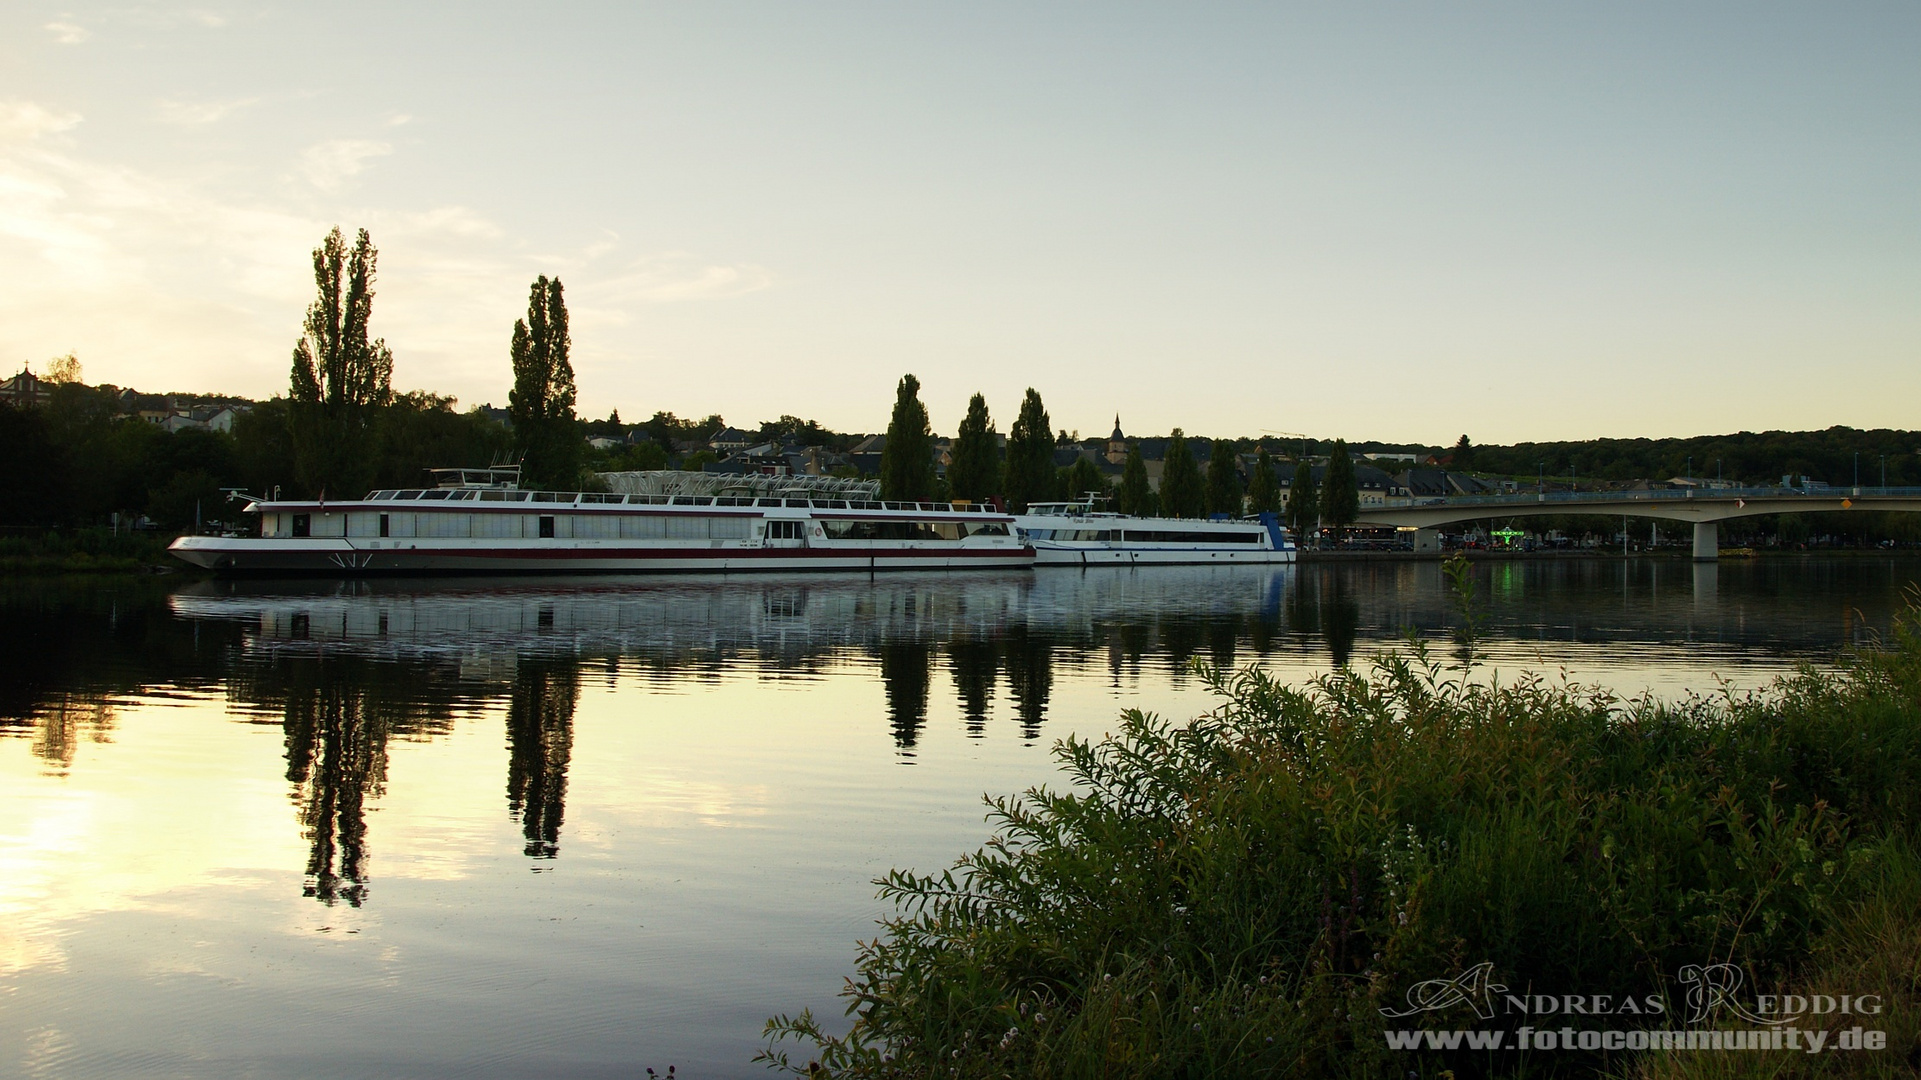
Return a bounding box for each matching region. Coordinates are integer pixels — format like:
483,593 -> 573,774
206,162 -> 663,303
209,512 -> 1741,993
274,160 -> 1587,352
878,642 -> 933,754
949,638 -> 997,737
5,558 -> 1904,912
282,675 -> 381,906
506,660 -> 577,859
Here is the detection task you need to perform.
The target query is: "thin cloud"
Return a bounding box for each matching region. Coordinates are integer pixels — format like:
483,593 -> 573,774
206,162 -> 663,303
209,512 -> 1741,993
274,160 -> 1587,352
595,254 -> 773,304
44,21 -> 90,44
298,139 -> 392,190
156,97 -> 258,126
0,101 -> 83,142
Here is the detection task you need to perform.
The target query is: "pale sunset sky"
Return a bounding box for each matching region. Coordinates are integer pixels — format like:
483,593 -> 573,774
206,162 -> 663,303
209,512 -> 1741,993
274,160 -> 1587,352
1,3 -> 1916,444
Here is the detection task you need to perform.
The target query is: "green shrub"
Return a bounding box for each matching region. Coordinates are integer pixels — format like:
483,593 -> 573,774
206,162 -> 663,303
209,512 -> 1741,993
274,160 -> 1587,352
763,607 -> 1921,1077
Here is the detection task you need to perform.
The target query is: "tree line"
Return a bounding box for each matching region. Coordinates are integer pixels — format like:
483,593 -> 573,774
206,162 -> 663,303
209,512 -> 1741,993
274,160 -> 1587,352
875,374 -> 1369,528
5,225 -> 1915,537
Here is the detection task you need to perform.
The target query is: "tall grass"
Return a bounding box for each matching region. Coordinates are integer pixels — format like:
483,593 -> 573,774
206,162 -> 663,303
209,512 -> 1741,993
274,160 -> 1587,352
761,589 -> 1921,1077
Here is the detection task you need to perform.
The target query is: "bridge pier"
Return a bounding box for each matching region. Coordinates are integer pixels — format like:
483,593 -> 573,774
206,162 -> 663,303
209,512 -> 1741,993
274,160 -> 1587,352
1692,521 -> 1718,561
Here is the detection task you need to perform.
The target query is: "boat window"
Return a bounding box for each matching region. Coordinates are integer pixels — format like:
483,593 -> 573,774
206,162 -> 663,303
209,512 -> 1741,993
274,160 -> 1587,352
478,490 -> 506,501
538,515 -> 556,538
378,513 -> 390,537
973,522 -> 1009,536
420,490 -> 451,500
786,498 -> 810,507
506,491 -> 529,501
392,490 -> 421,500
292,514 -> 311,537
1118,529 -> 1261,544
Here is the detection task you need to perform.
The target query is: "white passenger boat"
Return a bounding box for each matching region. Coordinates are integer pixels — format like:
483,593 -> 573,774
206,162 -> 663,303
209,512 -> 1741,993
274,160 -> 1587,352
1011,500 -> 1296,566
169,470 -> 1032,575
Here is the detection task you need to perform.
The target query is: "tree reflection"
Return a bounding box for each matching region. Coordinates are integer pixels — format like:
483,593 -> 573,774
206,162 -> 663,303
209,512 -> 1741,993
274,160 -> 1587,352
506,659 -> 578,858
236,656 -> 461,908
282,680 -> 385,907
1002,626 -> 1053,742
28,694 -> 116,774
879,641 -> 933,753
1321,576 -> 1361,668
948,637 -> 997,737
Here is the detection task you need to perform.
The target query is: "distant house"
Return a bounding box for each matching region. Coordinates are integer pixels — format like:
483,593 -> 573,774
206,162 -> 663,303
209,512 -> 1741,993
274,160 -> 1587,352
1,368 -> 53,408
709,427 -> 754,454
1278,461 -> 1412,510
1398,468 -> 1494,498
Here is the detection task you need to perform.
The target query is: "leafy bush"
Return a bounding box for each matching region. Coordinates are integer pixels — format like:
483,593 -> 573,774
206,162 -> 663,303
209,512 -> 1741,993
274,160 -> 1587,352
763,603 -> 1921,1077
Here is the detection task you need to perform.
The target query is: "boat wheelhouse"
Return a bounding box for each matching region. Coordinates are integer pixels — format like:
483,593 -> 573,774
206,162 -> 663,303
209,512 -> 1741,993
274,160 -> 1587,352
1011,499 -> 1296,566
168,470 -> 1031,575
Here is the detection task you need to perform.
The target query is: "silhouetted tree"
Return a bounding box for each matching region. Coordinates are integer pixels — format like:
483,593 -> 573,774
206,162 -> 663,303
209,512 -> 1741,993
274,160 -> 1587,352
1287,459 -> 1318,543
1321,440 -> 1360,539
1059,456 -> 1108,504
1118,444 -> 1156,516
1247,448 -> 1281,514
1002,389 -> 1056,512
1159,430 -> 1204,518
290,226 -> 393,496
945,393 -> 1000,503
1451,434 -> 1475,469
1205,441 -> 1243,517
509,276 -> 580,490
880,374 -> 935,501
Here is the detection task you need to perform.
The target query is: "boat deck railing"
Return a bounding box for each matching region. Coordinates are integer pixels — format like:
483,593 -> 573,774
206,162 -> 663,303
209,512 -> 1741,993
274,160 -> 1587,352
352,490 -> 1001,513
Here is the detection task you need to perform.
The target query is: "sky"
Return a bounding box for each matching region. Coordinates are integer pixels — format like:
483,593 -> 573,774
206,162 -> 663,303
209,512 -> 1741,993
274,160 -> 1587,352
2,3 -> 1916,445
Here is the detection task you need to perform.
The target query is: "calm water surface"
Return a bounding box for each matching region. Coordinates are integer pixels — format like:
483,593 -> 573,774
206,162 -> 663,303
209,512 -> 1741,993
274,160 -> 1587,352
3,557 -> 1916,1078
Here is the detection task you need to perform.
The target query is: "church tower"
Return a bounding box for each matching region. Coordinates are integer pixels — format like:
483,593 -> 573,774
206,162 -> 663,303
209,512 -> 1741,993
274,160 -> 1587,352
1106,414 -> 1128,465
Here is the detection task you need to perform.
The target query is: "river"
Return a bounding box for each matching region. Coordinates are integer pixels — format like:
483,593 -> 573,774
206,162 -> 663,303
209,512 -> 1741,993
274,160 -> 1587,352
2,556 -> 1916,1078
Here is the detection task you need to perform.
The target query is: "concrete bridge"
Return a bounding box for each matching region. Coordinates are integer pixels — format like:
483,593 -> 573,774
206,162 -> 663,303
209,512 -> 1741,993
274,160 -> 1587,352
1352,486 -> 1921,559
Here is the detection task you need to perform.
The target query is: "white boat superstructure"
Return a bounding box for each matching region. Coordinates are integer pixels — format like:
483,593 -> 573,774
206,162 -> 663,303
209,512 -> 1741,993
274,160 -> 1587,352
169,472 -> 1032,575
1011,500 -> 1296,566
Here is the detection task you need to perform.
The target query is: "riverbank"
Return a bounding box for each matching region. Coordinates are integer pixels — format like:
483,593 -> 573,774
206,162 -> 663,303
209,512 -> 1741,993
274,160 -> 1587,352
0,530 -> 181,575
763,592 -> 1921,1077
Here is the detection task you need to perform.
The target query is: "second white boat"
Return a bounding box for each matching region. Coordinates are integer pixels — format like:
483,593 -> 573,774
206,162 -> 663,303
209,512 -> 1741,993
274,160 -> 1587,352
1011,500 -> 1296,566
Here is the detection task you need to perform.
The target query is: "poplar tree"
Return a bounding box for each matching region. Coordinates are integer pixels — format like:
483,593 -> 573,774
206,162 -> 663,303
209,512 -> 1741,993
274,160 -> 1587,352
1204,441 -> 1244,517
1002,388 -> 1055,512
1118,445 -> 1154,515
1247,448 -> 1281,514
509,276 -> 580,491
290,226 -> 394,496
1159,429 -> 1204,518
1060,457 -> 1107,504
1287,459 -> 1318,542
945,392 -> 999,503
1321,439 -> 1360,539
880,373 -> 935,501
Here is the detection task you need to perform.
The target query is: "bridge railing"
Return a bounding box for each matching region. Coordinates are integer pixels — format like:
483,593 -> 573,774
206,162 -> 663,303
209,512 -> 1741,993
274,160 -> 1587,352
1401,485 -> 1921,509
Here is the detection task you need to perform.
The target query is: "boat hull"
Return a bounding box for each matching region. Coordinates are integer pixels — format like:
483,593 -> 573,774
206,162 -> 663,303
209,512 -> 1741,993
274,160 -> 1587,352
168,536 -> 1035,575
1029,543 -> 1295,566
